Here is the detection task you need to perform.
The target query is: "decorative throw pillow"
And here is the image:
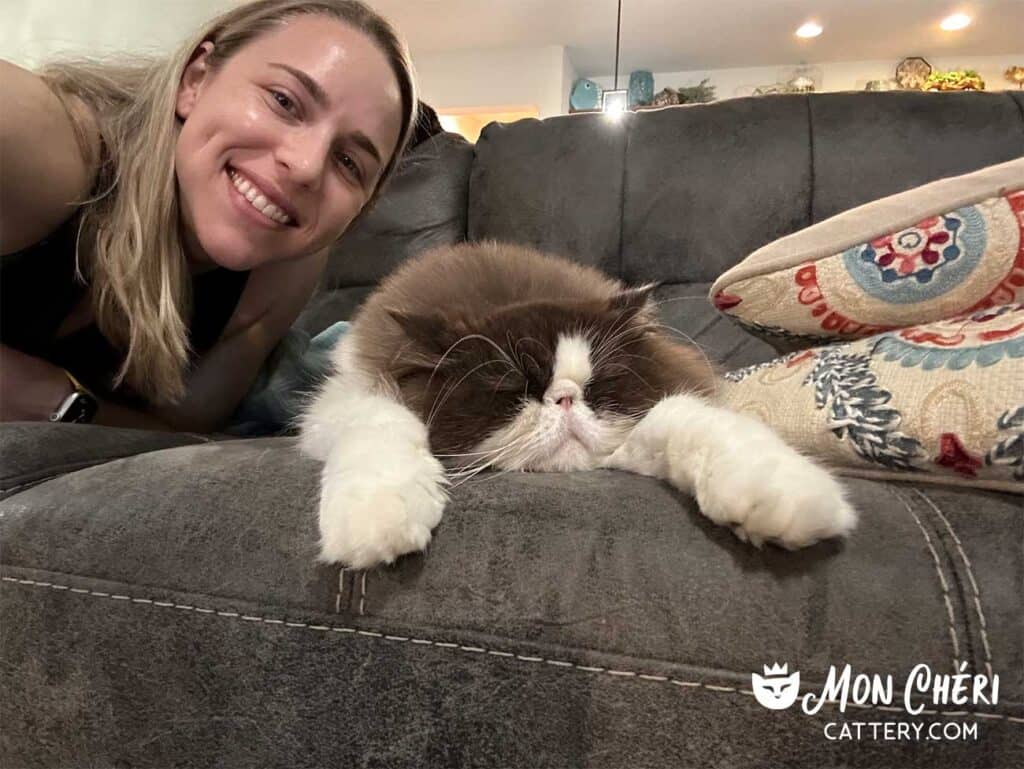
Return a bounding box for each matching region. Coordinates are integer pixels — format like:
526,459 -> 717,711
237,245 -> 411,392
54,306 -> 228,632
717,302 -> 1024,493
709,157 -> 1024,352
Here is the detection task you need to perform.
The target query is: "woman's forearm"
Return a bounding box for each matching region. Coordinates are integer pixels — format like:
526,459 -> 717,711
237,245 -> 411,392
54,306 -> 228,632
1,343 -> 176,431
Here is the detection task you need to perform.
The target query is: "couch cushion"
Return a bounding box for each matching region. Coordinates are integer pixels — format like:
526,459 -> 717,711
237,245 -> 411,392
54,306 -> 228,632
3,427 -> 1021,767
719,304 -> 1024,493
468,93 -> 1024,288
468,113 -> 630,275
2,428 -> 1020,708
0,422 -> 215,501
325,132 -> 474,288
621,95 -> 812,285
710,158 -> 1024,348
809,92 -> 1024,223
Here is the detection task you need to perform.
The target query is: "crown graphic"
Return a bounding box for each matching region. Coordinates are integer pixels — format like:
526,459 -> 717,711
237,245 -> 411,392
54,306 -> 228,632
763,662 -> 789,677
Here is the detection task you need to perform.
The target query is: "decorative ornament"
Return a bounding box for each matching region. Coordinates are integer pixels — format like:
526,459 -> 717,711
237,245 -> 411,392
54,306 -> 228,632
785,64 -> 822,94
752,83 -> 789,97
650,87 -> 681,107
896,57 -> 932,90
923,69 -> 986,91
569,78 -> 601,112
676,78 -> 716,103
865,79 -> 900,91
1004,65 -> 1024,89
628,70 -> 654,108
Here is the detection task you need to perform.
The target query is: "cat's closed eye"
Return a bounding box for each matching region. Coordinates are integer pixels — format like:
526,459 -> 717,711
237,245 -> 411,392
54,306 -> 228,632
490,371 -> 526,394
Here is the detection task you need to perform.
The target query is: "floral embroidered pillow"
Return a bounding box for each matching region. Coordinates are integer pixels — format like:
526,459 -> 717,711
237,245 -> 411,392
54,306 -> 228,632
717,302 -> 1024,493
709,157 -> 1024,353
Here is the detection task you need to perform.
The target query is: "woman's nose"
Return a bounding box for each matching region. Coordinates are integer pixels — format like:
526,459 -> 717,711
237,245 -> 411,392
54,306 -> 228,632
276,129 -> 331,187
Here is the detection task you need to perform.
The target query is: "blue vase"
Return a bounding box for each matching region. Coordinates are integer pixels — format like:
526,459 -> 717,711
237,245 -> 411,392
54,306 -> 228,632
570,78 -> 601,111
628,71 -> 654,108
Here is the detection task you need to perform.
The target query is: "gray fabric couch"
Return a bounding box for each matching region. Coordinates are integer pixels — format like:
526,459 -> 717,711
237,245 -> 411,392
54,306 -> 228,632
2,92 -> 1023,768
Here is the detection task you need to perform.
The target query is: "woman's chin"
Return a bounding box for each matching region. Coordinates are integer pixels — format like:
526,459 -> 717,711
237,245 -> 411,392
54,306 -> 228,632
192,231 -> 270,272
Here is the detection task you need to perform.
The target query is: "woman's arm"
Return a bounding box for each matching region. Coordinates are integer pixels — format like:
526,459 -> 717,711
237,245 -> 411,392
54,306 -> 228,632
149,247 -> 329,433
1,249 -> 327,433
0,343 -> 174,430
0,59 -> 98,255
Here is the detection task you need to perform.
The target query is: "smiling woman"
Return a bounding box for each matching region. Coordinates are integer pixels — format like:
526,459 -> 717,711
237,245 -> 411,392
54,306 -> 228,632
0,0 -> 418,432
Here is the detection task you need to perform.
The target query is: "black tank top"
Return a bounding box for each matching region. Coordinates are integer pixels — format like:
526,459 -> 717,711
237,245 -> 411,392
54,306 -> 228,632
0,212 -> 249,400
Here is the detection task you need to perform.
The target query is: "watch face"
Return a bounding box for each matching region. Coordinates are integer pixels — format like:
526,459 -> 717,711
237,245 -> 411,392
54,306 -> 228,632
64,392 -> 99,423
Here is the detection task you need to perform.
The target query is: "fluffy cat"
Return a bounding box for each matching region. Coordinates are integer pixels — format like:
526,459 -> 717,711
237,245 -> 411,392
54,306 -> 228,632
299,241 -> 856,568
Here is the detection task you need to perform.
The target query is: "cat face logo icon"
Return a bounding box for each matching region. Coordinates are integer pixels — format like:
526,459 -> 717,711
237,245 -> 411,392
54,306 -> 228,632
751,663 -> 801,710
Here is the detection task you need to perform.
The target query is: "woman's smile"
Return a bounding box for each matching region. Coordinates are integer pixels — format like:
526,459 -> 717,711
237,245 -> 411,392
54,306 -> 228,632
225,165 -> 297,230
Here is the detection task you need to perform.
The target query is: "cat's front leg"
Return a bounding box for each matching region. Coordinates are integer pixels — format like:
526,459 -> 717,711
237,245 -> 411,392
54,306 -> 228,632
603,393 -> 856,549
298,375 -> 448,569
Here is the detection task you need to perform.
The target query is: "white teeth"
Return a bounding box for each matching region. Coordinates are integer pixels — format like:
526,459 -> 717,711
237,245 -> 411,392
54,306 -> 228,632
228,169 -> 293,225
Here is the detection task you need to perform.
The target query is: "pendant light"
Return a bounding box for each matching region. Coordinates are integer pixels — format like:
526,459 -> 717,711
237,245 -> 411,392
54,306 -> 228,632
602,0 -> 628,115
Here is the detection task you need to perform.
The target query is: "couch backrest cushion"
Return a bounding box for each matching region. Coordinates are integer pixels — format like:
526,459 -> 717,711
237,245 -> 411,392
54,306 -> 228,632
468,92 -> 1024,285
325,132 -> 475,288
467,115 -> 628,275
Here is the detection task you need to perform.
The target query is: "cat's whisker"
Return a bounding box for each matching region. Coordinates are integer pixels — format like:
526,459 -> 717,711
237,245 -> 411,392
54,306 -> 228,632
427,333 -> 517,394
447,436 -> 534,487
426,358 -> 516,429
444,431 -> 535,474
515,335 -> 552,358
646,322 -> 718,373
649,295 -> 711,307
605,362 -> 659,393
589,312 -> 640,366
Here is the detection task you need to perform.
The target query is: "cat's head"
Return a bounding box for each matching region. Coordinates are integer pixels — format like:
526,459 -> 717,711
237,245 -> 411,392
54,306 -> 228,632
386,285 -> 713,473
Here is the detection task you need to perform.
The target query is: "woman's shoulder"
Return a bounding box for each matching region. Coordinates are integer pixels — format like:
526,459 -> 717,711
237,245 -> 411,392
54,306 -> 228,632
0,60 -> 101,255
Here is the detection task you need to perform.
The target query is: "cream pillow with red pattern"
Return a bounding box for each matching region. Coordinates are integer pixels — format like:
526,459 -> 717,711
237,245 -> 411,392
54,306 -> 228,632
710,157 -> 1024,352
717,303 -> 1023,493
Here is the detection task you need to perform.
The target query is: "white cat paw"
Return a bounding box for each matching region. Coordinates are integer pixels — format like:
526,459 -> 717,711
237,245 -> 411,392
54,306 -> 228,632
317,453 -> 448,569
697,451 -> 857,550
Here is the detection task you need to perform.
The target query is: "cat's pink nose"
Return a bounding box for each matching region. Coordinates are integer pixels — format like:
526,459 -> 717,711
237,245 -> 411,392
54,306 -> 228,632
545,379 -> 581,409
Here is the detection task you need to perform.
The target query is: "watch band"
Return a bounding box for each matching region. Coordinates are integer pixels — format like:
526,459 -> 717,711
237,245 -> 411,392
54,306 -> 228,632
62,369 -> 92,397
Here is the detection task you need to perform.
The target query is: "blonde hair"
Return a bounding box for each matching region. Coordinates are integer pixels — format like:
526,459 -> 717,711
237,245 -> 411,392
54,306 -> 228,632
39,0 -> 418,404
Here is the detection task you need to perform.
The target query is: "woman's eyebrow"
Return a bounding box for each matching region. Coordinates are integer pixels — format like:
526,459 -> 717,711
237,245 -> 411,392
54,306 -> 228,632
269,62 -> 328,106
268,62 -> 383,166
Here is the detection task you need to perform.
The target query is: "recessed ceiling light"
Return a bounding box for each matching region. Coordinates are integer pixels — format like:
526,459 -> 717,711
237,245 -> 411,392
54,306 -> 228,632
940,13 -> 972,31
796,22 -> 823,38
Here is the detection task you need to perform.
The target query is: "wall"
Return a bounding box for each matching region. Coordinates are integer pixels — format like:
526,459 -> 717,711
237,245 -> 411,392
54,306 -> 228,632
414,45 -> 573,119
0,0 -> 236,67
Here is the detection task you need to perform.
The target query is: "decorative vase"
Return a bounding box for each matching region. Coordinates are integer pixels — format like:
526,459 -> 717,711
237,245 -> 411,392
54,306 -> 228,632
628,70 -> 654,108
569,79 -> 601,111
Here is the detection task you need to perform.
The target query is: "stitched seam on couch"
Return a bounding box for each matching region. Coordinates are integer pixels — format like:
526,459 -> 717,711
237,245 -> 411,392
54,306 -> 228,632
914,488 -> 996,681
3,574 -> 1021,724
893,486 -> 969,671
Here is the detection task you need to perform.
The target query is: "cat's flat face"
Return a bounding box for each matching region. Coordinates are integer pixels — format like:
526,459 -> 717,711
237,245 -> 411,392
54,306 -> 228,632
389,288 -> 711,473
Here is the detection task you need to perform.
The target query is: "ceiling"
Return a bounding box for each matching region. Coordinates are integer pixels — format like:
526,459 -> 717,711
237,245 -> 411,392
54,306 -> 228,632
370,0 -> 1024,75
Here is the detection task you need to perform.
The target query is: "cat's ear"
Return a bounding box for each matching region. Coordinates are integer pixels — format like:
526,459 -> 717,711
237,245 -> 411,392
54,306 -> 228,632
608,282 -> 659,316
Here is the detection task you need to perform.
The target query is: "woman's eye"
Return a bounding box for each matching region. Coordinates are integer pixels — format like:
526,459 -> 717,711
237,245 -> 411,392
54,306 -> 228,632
270,90 -> 297,114
335,152 -> 362,181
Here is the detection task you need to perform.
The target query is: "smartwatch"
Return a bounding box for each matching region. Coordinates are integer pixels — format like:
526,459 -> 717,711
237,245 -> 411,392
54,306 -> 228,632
49,370 -> 99,424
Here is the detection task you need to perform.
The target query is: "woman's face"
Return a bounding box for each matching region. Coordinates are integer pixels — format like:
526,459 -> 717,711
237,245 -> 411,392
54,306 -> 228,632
175,14 -> 404,272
